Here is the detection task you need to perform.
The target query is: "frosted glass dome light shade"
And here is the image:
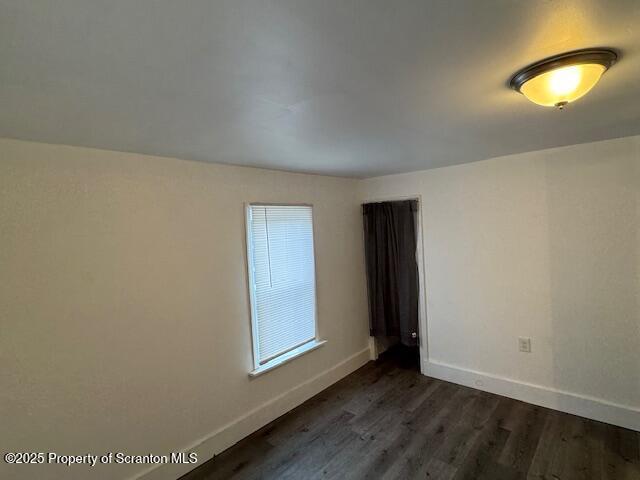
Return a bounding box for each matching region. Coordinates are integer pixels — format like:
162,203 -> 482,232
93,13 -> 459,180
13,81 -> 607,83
510,49 -> 617,109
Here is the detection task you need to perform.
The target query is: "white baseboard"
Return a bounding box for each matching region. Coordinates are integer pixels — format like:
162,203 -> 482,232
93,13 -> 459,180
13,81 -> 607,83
423,359 -> 640,432
368,336 -> 378,360
134,347 -> 371,480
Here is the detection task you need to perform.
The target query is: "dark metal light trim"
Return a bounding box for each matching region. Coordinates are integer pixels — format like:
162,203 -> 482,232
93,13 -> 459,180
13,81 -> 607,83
509,48 -> 618,93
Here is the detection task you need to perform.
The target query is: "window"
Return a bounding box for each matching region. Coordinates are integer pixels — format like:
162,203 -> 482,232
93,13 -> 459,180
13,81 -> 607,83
246,204 -> 324,376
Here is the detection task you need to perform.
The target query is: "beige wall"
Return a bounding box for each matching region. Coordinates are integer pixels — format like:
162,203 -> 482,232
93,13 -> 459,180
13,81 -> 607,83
3,134 -> 639,479
361,135 -> 640,416
0,138 -> 370,480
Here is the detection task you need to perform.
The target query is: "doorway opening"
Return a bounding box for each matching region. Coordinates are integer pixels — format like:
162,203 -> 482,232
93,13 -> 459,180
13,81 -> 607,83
362,196 -> 427,373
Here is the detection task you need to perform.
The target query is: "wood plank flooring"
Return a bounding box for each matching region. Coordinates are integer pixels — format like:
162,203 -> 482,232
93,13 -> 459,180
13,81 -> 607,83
181,349 -> 640,480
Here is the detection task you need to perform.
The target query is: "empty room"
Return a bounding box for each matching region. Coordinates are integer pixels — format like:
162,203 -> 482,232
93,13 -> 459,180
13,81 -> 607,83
2,1 -> 639,479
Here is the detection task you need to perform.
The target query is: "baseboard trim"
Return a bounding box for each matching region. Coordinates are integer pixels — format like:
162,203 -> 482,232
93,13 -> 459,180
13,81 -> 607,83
134,347 -> 371,480
423,359 -> 640,432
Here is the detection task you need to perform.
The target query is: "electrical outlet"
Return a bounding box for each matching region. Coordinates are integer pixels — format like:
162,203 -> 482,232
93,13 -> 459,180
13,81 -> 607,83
518,337 -> 531,353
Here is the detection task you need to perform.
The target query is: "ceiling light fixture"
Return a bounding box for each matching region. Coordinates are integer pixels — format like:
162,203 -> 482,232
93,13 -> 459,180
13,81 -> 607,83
510,48 -> 617,109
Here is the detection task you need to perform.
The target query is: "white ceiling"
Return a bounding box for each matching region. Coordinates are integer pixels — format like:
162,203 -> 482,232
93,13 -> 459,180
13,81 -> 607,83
1,1 -> 639,177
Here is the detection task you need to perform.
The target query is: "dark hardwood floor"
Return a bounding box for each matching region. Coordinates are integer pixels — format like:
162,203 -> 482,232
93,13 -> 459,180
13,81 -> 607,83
182,348 -> 640,480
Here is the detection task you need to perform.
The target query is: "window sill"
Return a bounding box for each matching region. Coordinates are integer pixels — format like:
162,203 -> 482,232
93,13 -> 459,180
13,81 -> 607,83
249,340 -> 327,378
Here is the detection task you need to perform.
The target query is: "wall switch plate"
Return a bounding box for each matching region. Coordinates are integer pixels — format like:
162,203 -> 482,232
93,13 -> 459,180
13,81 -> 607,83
518,337 -> 532,353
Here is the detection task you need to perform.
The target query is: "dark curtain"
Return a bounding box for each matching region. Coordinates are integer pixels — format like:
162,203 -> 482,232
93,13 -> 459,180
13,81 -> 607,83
363,200 -> 419,346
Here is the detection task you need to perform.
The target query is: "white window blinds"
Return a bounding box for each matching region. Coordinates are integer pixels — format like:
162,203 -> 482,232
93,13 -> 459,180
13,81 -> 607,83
247,205 -> 317,365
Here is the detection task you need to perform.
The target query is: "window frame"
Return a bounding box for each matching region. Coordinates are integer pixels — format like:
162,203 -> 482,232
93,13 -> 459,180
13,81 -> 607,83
245,203 -> 324,377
